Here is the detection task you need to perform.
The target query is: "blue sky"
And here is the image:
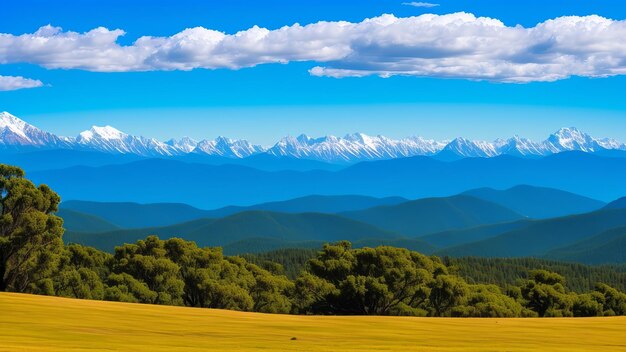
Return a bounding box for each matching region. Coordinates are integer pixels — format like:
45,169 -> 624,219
1,0 -> 626,144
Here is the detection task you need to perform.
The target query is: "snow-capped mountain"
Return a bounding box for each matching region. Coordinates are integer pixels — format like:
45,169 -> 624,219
267,133 -> 446,163
165,137 -> 198,153
76,125 -> 177,156
440,138 -> 498,158
0,111 -> 72,148
1,112 -> 625,163
543,127 -> 607,153
194,137 -> 266,158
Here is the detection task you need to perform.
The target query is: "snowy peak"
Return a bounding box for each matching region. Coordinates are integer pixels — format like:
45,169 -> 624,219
194,137 -> 265,158
0,112 -> 625,163
0,111 -> 69,147
166,137 -> 198,153
76,125 -> 175,156
78,125 -> 127,142
546,127 -> 602,152
442,137 -> 498,158
268,132 -> 446,162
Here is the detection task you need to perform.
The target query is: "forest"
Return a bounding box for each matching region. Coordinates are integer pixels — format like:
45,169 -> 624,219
1,164 -> 626,317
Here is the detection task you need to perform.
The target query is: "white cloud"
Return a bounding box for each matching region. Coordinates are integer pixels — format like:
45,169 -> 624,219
0,75 -> 44,91
402,2 -> 440,8
1,13 -> 626,83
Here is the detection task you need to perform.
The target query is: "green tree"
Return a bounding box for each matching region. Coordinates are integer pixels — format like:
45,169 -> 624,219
572,293 -> 603,317
593,283 -> 626,316
112,236 -> 184,305
428,274 -> 468,316
300,243 -> 445,316
520,270 -> 572,317
452,284 -> 524,317
0,165 -> 64,293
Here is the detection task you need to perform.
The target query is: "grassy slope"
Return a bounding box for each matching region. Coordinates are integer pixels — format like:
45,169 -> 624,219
1,293 -> 625,352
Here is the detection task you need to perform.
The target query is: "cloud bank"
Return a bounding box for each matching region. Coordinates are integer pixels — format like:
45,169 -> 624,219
0,75 -> 43,91
1,13 -> 626,83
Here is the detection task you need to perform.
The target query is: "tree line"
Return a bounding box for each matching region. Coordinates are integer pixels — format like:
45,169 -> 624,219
243,248 -> 626,292
1,164 -> 625,317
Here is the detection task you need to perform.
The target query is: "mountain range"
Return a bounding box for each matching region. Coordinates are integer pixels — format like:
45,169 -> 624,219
2,111 -> 626,163
59,188 -> 626,264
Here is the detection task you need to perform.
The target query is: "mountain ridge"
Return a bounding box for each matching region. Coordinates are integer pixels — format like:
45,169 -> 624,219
2,111 -> 626,163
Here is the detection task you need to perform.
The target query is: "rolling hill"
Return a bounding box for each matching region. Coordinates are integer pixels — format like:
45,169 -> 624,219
545,227 -> 626,264
64,210 -> 404,252
461,185 -> 605,218
419,220 -> 532,248
342,195 -> 524,236
30,152 -> 626,208
60,201 -> 214,228
440,208 -> 626,258
604,197 -> 626,210
56,209 -> 120,233
61,195 -> 408,228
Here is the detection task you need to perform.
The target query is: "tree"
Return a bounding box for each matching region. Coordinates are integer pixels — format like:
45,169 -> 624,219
0,165 -> 64,293
593,283 -> 626,316
299,243 -> 445,315
52,244 -> 111,300
428,274 -> 468,316
572,293 -> 603,317
112,236 -> 184,305
520,270 -> 572,317
452,284 -> 524,317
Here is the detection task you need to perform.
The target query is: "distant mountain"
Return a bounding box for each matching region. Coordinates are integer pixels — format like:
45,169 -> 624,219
0,149 -> 144,172
211,195 -> 409,218
2,112 -> 626,164
545,227 -> 626,264
604,197 -> 626,210
461,185 -> 606,219
60,201 -> 212,228
56,209 -> 120,233
266,133 -> 446,163
342,195 -> 524,236
420,220 -> 531,248
64,211 -> 402,252
439,208 -> 626,258
0,112 -> 72,149
60,195 -> 408,228
75,125 -> 175,156
31,152 -> 626,208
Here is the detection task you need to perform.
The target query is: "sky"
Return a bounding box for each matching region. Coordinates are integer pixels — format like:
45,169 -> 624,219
1,0 -> 626,145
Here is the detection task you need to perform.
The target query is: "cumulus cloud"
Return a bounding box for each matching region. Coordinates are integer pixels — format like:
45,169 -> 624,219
0,75 -> 43,91
402,2 -> 440,8
1,13 -> 626,82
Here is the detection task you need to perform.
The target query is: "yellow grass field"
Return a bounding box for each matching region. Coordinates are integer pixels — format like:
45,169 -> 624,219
1,292 -> 625,352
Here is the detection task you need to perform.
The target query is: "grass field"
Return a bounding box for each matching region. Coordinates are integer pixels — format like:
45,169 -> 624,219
1,292 -> 625,352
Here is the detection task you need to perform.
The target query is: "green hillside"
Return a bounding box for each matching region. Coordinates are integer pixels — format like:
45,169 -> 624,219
462,185 -> 605,218
61,195 -> 408,228
60,200 -> 212,228
440,208 -> 626,258
420,220 -> 531,248
342,195 -> 524,236
64,211 -> 402,252
56,209 -> 120,233
546,227 -> 626,264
